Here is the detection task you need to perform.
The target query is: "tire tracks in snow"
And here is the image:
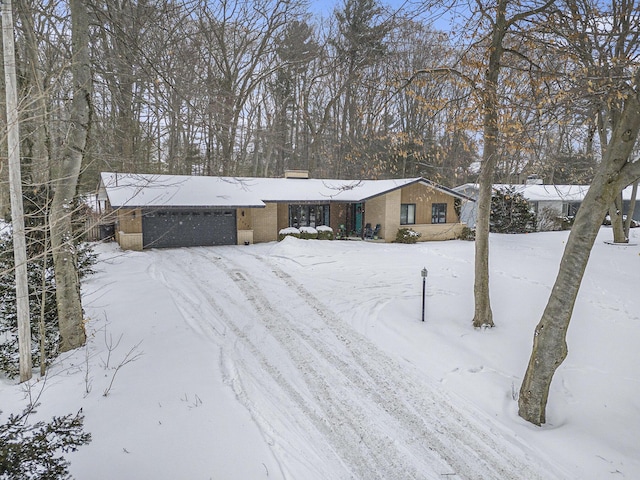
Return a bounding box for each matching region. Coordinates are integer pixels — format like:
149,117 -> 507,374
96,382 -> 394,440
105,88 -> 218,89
147,250 -> 360,478
248,255 -> 562,480
150,247 -> 561,480
216,259 -> 452,478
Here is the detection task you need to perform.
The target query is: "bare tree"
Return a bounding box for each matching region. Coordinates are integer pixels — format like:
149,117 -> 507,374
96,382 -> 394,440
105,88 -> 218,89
195,0 -> 300,176
519,0 -> 640,425
519,71 -> 640,425
389,22 -> 475,183
467,0 -> 553,328
16,0 -> 50,187
50,0 -> 91,352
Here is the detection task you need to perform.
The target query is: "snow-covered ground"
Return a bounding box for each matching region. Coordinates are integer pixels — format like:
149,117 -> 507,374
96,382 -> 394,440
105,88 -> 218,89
1,228 -> 639,479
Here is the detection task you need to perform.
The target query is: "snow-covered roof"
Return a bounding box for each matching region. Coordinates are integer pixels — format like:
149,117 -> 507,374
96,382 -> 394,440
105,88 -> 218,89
456,183 -> 640,202
495,184 -> 590,202
99,172 -> 468,208
99,173 -> 266,208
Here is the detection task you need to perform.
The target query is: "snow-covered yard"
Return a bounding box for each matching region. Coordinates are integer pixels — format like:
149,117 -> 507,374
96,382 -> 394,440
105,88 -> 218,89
1,228 -> 639,479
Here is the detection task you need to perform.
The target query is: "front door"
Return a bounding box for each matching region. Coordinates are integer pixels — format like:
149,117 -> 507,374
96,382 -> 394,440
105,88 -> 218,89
354,203 -> 363,235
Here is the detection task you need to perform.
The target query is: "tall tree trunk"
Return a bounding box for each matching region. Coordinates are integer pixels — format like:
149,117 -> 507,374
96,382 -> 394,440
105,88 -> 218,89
472,0 -> 508,328
50,0 -> 91,352
3,0 -> 32,382
610,194 -> 626,242
623,181 -> 638,238
518,80 -> 640,425
471,0 -> 553,327
17,0 -> 50,186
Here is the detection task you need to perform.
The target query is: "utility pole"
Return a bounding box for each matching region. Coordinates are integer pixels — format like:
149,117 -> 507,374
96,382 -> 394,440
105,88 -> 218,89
3,0 -> 32,382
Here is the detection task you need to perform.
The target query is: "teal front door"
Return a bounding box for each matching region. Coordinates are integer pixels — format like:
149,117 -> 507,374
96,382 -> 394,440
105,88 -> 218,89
354,203 -> 363,234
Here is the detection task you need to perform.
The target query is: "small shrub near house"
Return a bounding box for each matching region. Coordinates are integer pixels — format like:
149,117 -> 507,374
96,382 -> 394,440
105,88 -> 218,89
299,226 -> 318,240
459,226 -> 476,241
395,228 -> 421,244
316,225 -> 334,240
278,226 -> 334,241
278,227 -> 300,241
537,206 -> 568,231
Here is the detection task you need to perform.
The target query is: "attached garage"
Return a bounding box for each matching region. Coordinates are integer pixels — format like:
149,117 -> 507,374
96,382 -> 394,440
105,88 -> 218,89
142,209 -> 237,248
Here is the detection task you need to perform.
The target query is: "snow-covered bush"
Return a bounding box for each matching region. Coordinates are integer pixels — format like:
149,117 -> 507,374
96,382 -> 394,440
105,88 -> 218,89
278,227 -> 300,241
602,214 -> 640,227
316,225 -> 334,240
299,226 -> 318,240
395,228 -> 421,244
537,206 -> 567,231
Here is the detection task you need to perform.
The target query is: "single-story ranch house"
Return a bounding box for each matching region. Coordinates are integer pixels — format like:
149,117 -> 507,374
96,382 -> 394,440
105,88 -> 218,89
97,171 -> 473,250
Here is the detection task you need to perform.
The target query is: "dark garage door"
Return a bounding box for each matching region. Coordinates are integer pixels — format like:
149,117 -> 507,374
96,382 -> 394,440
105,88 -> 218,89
142,209 -> 237,248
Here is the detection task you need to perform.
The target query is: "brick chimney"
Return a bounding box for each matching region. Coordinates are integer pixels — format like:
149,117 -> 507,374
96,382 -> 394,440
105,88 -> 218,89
284,169 -> 309,179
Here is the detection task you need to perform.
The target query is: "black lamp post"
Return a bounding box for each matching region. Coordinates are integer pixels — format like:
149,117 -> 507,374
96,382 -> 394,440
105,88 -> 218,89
421,267 -> 428,322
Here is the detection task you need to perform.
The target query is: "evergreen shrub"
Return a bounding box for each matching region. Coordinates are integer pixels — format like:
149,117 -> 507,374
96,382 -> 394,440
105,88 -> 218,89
0,189 -> 96,377
395,228 -> 421,244
0,404 -> 91,479
490,187 -> 537,233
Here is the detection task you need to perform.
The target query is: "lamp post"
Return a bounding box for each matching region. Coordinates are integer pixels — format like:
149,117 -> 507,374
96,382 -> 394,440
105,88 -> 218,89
421,267 -> 428,322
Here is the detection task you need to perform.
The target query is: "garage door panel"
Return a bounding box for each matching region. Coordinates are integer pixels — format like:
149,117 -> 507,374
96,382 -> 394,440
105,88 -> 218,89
142,209 -> 237,248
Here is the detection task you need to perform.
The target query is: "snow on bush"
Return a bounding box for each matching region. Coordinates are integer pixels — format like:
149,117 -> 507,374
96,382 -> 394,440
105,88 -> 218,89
299,227 -> 318,240
395,227 -> 421,244
278,227 -> 300,241
537,206 -> 567,231
316,225 -> 334,240
278,225 -> 335,241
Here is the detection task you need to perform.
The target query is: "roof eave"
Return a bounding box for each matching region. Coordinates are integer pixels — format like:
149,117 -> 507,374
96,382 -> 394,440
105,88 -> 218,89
109,203 -> 266,209
360,178 -> 476,202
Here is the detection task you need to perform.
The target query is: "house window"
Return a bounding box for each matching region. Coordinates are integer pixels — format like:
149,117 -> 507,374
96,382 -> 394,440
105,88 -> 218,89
289,204 -> 329,228
400,204 -> 416,225
563,202 -> 580,218
432,203 -> 447,223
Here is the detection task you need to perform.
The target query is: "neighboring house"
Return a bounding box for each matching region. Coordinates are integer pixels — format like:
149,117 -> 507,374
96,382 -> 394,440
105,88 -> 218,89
454,182 -> 640,229
97,170 -> 474,250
